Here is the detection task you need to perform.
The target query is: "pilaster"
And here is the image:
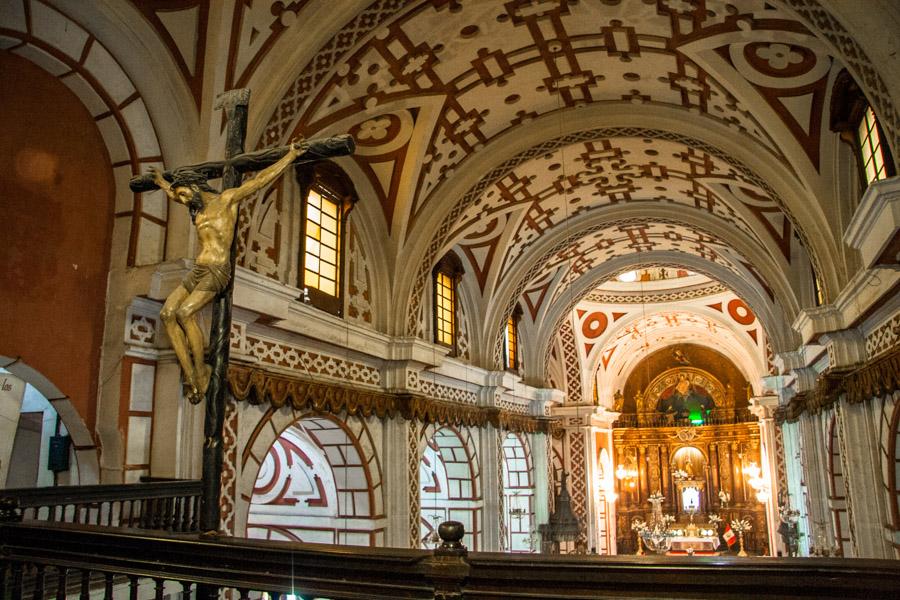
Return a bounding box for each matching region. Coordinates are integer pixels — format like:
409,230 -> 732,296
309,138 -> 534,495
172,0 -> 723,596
838,400 -> 894,558
478,424 -> 503,552
797,411 -> 833,547
383,417 -> 413,548
749,395 -> 781,556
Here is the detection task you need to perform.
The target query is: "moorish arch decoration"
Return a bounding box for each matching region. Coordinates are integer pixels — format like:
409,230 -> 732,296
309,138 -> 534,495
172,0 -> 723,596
419,425 -> 483,551
246,414 -> 385,546
214,0 -> 900,369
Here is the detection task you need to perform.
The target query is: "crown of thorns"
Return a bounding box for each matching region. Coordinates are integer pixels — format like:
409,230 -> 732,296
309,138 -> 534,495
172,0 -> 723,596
169,169 -> 217,193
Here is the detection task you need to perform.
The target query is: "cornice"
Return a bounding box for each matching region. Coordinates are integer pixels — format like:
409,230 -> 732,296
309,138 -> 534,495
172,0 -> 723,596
775,346 -> 900,424
227,364 -> 557,435
844,176 -> 900,269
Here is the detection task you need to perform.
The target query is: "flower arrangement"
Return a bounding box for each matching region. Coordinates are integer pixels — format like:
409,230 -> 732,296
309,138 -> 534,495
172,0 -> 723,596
730,518 -> 752,534
707,513 -> 722,525
648,491 -> 665,503
663,514 -> 676,524
631,518 -> 648,533
672,468 -> 689,480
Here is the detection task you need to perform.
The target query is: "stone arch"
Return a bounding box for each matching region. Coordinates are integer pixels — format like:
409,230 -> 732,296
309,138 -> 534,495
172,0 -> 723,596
591,304 -> 769,406
239,409 -> 384,545
486,206 -> 799,369
394,111 -> 836,341
526,251 -> 790,385
1,0 -> 170,267
0,356 -> 99,485
418,424 -> 482,550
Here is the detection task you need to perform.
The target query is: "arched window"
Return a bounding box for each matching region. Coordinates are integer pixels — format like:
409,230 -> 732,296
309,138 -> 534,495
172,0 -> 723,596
505,305 -> 523,372
830,69 -> 895,190
433,252 -> 464,353
247,415 -> 383,546
296,161 -> 357,316
419,426 -> 482,550
502,432 -> 534,552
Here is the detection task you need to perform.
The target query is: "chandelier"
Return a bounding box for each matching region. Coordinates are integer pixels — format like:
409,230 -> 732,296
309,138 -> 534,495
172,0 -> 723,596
632,491 -> 675,553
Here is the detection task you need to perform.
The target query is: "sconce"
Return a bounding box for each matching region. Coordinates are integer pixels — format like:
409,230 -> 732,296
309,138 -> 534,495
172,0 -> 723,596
742,461 -> 770,503
595,470 -> 618,502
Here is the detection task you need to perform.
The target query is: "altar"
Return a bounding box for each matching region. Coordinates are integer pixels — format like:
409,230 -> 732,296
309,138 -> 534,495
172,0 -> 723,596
667,535 -> 720,555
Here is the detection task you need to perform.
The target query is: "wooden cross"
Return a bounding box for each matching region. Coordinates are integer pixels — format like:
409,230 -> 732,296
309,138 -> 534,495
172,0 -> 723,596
129,89 -> 354,547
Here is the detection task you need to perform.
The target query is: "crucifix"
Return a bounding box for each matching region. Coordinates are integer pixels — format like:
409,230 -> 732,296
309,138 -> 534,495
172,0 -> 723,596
129,89 -> 355,541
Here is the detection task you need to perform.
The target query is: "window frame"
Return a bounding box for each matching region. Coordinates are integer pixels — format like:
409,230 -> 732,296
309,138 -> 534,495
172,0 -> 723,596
295,161 -> 357,316
504,305 -> 523,372
829,69 -> 895,194
856,105 -> 893,186
432,252 -> 464,354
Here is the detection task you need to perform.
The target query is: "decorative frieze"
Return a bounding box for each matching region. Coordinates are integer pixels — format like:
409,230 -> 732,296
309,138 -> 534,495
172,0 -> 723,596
775,347 -> 900,424
227,365 -> 555,435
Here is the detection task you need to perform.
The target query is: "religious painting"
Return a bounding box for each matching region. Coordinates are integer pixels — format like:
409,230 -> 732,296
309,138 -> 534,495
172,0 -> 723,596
658,375 -> 715,423
637,367 -> 728,425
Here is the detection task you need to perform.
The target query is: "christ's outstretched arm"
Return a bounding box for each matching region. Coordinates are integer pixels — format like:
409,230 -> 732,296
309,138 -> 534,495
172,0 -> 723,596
225,139 -> 305,205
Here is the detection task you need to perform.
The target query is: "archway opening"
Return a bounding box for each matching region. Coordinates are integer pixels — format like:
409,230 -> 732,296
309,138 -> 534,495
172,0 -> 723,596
419,426 -> 482,550
502,432 -> 535,552
247,416 -> 382,546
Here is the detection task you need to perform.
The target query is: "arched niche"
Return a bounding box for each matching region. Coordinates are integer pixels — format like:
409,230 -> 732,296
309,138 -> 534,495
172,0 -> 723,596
670,446 -> 708,515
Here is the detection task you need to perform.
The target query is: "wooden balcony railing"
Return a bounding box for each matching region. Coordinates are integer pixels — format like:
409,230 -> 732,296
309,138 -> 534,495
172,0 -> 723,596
1,519 -> 899,600
0,479 -> 201,531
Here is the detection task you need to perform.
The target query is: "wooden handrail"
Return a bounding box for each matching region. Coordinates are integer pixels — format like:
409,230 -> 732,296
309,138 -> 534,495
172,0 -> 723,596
1,521 -> 899,599
1,480 -> 201,532
2,480 -> 201,507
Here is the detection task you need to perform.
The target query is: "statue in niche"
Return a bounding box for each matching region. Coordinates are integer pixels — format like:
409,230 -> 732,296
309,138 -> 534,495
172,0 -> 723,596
657,374 -> 714,421
613,390 -> 624,412
151,141 -> 305,403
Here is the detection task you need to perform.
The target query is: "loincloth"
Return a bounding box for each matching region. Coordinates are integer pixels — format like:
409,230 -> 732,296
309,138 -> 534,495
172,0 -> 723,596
182,262 -> 231,294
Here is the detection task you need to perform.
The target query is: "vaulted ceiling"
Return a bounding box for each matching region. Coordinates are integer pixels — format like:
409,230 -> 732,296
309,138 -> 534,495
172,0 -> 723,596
248,0 -> 855,368
10,0 -> 895,385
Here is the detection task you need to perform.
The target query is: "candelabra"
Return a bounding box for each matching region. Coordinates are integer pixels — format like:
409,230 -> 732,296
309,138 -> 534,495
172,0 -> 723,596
730,517 -> 753,557
638,491 -> 675,554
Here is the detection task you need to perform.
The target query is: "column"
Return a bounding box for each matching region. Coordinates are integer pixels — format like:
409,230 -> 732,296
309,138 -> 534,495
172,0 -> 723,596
589,408 -> 619,555
750,395 -> 780,556
530,431 -> 550,546
798,410 -> 833,545
151,355 -> 186,477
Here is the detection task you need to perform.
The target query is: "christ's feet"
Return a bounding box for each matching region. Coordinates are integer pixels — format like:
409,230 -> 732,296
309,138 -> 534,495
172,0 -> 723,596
197,363 -> 213,396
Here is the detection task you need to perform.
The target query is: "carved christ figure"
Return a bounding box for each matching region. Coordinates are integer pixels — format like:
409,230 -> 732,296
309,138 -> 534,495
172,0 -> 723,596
151,141 -> 304,403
